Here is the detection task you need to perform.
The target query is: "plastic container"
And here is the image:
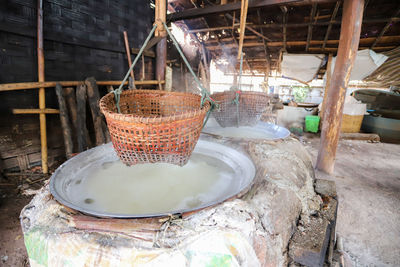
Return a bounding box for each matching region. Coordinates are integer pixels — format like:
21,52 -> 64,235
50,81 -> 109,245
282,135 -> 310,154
341,114 -> 364,133
305,115 -> 320,133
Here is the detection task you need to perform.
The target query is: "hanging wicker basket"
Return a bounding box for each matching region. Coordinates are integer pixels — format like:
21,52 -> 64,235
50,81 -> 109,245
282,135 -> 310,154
211,91 -> 270,127
100,90 -> 210,166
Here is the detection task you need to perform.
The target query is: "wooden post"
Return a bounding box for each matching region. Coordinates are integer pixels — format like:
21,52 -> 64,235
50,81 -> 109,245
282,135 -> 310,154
156,37 -> 167,83
76,84 -> 89,152
37,0 -> 48,173
237,0 -> 249,60
141,54 -> 145,81
316,0 -> 364,174
123,31 -> 135,80
156,0 -> 167,83
63,87 -> 80,150
319,53 -> 333,124
55,83 -> 73,159
85,77 -> 107,145
63,87 -> 78,134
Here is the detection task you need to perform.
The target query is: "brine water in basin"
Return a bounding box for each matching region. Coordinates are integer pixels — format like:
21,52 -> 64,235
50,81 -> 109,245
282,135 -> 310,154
50,140 -> 255,218
202,118 -> 290,140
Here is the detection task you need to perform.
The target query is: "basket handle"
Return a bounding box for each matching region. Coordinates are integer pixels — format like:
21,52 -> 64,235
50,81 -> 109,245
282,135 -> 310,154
113,21 -> 217,129
113,24 -> 158,113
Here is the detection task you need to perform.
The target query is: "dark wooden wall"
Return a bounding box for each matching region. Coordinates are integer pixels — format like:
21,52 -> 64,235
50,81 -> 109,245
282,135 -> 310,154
0,0 -> 154,83
0,0 -> 154,171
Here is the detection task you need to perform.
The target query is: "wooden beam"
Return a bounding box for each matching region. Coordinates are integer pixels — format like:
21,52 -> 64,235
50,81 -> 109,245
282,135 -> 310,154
204,35 -> 400,47
205,42 -> 396,52
322,1 -> 341,49
76,84 -> 90,152
220,10 -> 254,74
319,53 -> 333,124
85,78 -> 106,145
306,3 -> 318,51
0,80 -> 165,91
237,0 -> 249,60
371,6 -> 400,48
281,6 -> 288,51
131,48 -> 155,58
309,46 -> 395,52
167,0 -> 333,21
13,108 -> 59,114
316,0 -> 364,174
55,83 -> 73,159
188,17 -> 399,33
257,9 -> 271,73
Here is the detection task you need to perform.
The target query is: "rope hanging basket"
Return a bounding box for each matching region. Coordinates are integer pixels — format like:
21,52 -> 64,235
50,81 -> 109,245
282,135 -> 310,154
211,91 -> 271,127
100,90 -> 210,166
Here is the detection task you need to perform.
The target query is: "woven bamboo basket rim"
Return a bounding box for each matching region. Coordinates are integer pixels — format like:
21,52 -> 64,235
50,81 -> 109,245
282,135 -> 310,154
211,90 -> 269,100
100,89 -> 211,124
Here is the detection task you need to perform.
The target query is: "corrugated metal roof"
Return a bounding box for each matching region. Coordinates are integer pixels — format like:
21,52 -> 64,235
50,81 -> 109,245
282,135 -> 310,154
364,46 -> 400,87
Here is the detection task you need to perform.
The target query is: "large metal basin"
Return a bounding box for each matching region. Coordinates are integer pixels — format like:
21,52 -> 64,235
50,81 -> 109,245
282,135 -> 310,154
203,118 -> 290,140
50,140 -> 255,218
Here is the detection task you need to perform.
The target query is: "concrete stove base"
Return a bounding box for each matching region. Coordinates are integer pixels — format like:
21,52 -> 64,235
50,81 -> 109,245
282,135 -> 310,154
20,136 -> 324,267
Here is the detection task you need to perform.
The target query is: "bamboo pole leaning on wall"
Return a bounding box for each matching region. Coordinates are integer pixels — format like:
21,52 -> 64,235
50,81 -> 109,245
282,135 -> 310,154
123,31 -> 135,80
37,0 -> 48,173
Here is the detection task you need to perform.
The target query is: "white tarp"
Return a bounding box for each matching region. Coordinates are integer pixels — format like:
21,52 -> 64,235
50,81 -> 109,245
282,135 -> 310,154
326,49 -> 388,81
281,53 -> 325,83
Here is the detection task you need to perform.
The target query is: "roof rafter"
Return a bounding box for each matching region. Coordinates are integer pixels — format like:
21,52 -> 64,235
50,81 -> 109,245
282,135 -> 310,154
188,17 -> 399,33
371,6 -> 400,48
322,0 -> 341,50
167,0 -> 335,21
257,9 -> 270,74
281,6 -> 288,52
306,3 -> 317,51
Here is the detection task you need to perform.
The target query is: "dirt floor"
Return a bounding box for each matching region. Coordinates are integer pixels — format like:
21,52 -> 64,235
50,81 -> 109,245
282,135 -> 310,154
0,172 -> 46,267
0,138 -> 399,266
303,136 -> 400,266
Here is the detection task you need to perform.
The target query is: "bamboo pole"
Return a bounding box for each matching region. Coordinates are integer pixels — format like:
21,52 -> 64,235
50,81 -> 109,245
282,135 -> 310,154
237,0 -> 249,60
37,0 -> 48,174
123,31 -> 135,79
316,0 -> 365,174
0,80 -> 165,91
13,108 -> 59,114
156,0 -> 167,83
